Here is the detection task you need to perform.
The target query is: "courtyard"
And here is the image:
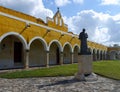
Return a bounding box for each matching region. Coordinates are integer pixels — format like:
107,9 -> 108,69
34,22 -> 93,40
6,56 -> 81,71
0,75 -> 120,92
0,60 -> 120,92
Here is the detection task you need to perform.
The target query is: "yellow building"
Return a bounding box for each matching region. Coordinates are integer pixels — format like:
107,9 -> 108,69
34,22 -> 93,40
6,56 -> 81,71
0,6 -> 113,69
107,44 -> 120,60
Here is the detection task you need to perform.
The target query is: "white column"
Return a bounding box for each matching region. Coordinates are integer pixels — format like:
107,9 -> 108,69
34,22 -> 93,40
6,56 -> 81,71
71,52 -> 74,64
60,52 -> 63,65
46,51 -> 49,67
24,49 -> 29,69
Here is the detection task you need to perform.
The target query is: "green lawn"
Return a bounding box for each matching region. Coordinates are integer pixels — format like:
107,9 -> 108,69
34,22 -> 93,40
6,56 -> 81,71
0,60 -> 120,80
0,64 -> 78,79
93,60 -> 120,80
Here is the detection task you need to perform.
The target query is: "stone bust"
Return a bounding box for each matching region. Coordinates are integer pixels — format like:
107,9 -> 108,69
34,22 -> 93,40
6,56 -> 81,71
79,28 -> 91,55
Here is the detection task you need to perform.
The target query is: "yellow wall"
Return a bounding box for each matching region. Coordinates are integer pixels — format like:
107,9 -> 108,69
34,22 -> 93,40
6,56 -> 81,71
0,6 -> 108,52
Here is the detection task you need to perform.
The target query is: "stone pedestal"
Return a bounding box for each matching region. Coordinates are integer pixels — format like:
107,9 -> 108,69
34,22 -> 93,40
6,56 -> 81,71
75,55 -> 97,81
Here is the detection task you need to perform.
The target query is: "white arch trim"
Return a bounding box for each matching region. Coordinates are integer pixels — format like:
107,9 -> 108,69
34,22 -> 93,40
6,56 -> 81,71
0,32 -> 27,49
73,44 -> 80,53
28,36 -> 48,51
48,40 -> 63,52
88,47 -> 93,54
63,42 -> 73,53
109,50 -> 118,54
93,48 -> 97,54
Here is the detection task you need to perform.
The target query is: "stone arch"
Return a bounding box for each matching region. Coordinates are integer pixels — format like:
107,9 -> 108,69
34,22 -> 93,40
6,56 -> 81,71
93,49 -> 97,61
100,50 -> 103,60
48,40 -> 63,52
73,44 -> 80,63
109,50 -> 118,60
73,44 -> 80,53
28,37 -> 47,51
88,47 -> 92,54
97,49 -> 100,60
0,32 -> 27,49
0,32 -> 27,69
63,42 -> 72,53
103,50 -> 108,60
28,37 -> 47,67
102,50 -> 106,60
63,42 -> 72,64
49,40 -> 62,65
117,51 -> 120,59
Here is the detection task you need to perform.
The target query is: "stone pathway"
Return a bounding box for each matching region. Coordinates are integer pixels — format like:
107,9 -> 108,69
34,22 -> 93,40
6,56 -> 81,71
0,75 -> 120,92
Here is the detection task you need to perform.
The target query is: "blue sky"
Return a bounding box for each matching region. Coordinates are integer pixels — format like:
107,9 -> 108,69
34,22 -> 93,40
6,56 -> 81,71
43,0 -> 120,16
1,0 -> 120,46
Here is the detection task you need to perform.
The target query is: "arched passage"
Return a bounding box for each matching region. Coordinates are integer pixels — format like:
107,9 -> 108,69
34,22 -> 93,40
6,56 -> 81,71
73,45 -> 80,63
103,51 -> 106,60
93,49 -> 97,61
109,50 -> 117,60
28,37 -> 47,51
97,50 -> 100,60
29,37 -> 47,67
100,50 -> 103,60
88,47 -> 92,54
49,40 -> 62,65
0,32 -> 27,69
63,42 -> 72,64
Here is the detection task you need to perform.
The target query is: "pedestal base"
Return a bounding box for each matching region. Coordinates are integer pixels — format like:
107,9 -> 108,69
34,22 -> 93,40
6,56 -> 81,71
78,55 -> 93,75
85,73 -> 98,81
75,55 -> 97,81
75,72 -> 98,81
75,73 -> 85,81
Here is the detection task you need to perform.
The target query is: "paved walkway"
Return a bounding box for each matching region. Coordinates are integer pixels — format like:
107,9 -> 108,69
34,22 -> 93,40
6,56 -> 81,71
0,75 -> 120,92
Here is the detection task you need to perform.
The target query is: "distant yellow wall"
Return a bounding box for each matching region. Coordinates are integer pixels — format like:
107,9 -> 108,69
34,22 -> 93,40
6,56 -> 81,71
108,47 -> 120,51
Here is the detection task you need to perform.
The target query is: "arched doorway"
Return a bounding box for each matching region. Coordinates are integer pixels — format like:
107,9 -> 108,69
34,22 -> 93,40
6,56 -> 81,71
73,46 -> 79,63
49,42 -> 60,65
97,50 -> 100,60
103,51 -> 106,60
93,49 -> 96,61
0,34 -> 26,69
63,43 -> 72,64
29,39 -> 46,67
100,51 -> 103,60
109,51 -> 117,60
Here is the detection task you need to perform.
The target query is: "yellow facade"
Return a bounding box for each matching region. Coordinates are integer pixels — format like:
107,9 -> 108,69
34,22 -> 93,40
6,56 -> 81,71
0,6 -> 116,69
0,6 -> 107,50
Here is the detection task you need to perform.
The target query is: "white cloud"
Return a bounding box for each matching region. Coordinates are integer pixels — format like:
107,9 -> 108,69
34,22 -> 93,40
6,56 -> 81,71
54,0 -> 83,7
94,27 -> 110,43
63,10 -> 120,46
55,0 -> 71,7
0,0 -> 54,22
30,0 -> 54,22
101,0 -> 120,5
73,0 -> 83,4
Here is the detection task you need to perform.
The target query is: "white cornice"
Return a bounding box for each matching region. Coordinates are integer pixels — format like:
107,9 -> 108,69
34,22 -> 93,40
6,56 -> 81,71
0,12 -> 78,38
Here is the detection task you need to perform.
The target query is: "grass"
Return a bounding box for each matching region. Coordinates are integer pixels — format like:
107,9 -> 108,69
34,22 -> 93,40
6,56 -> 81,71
0,60 -> 120,80
0,64 -> 78,79
93,60 -> 120,80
